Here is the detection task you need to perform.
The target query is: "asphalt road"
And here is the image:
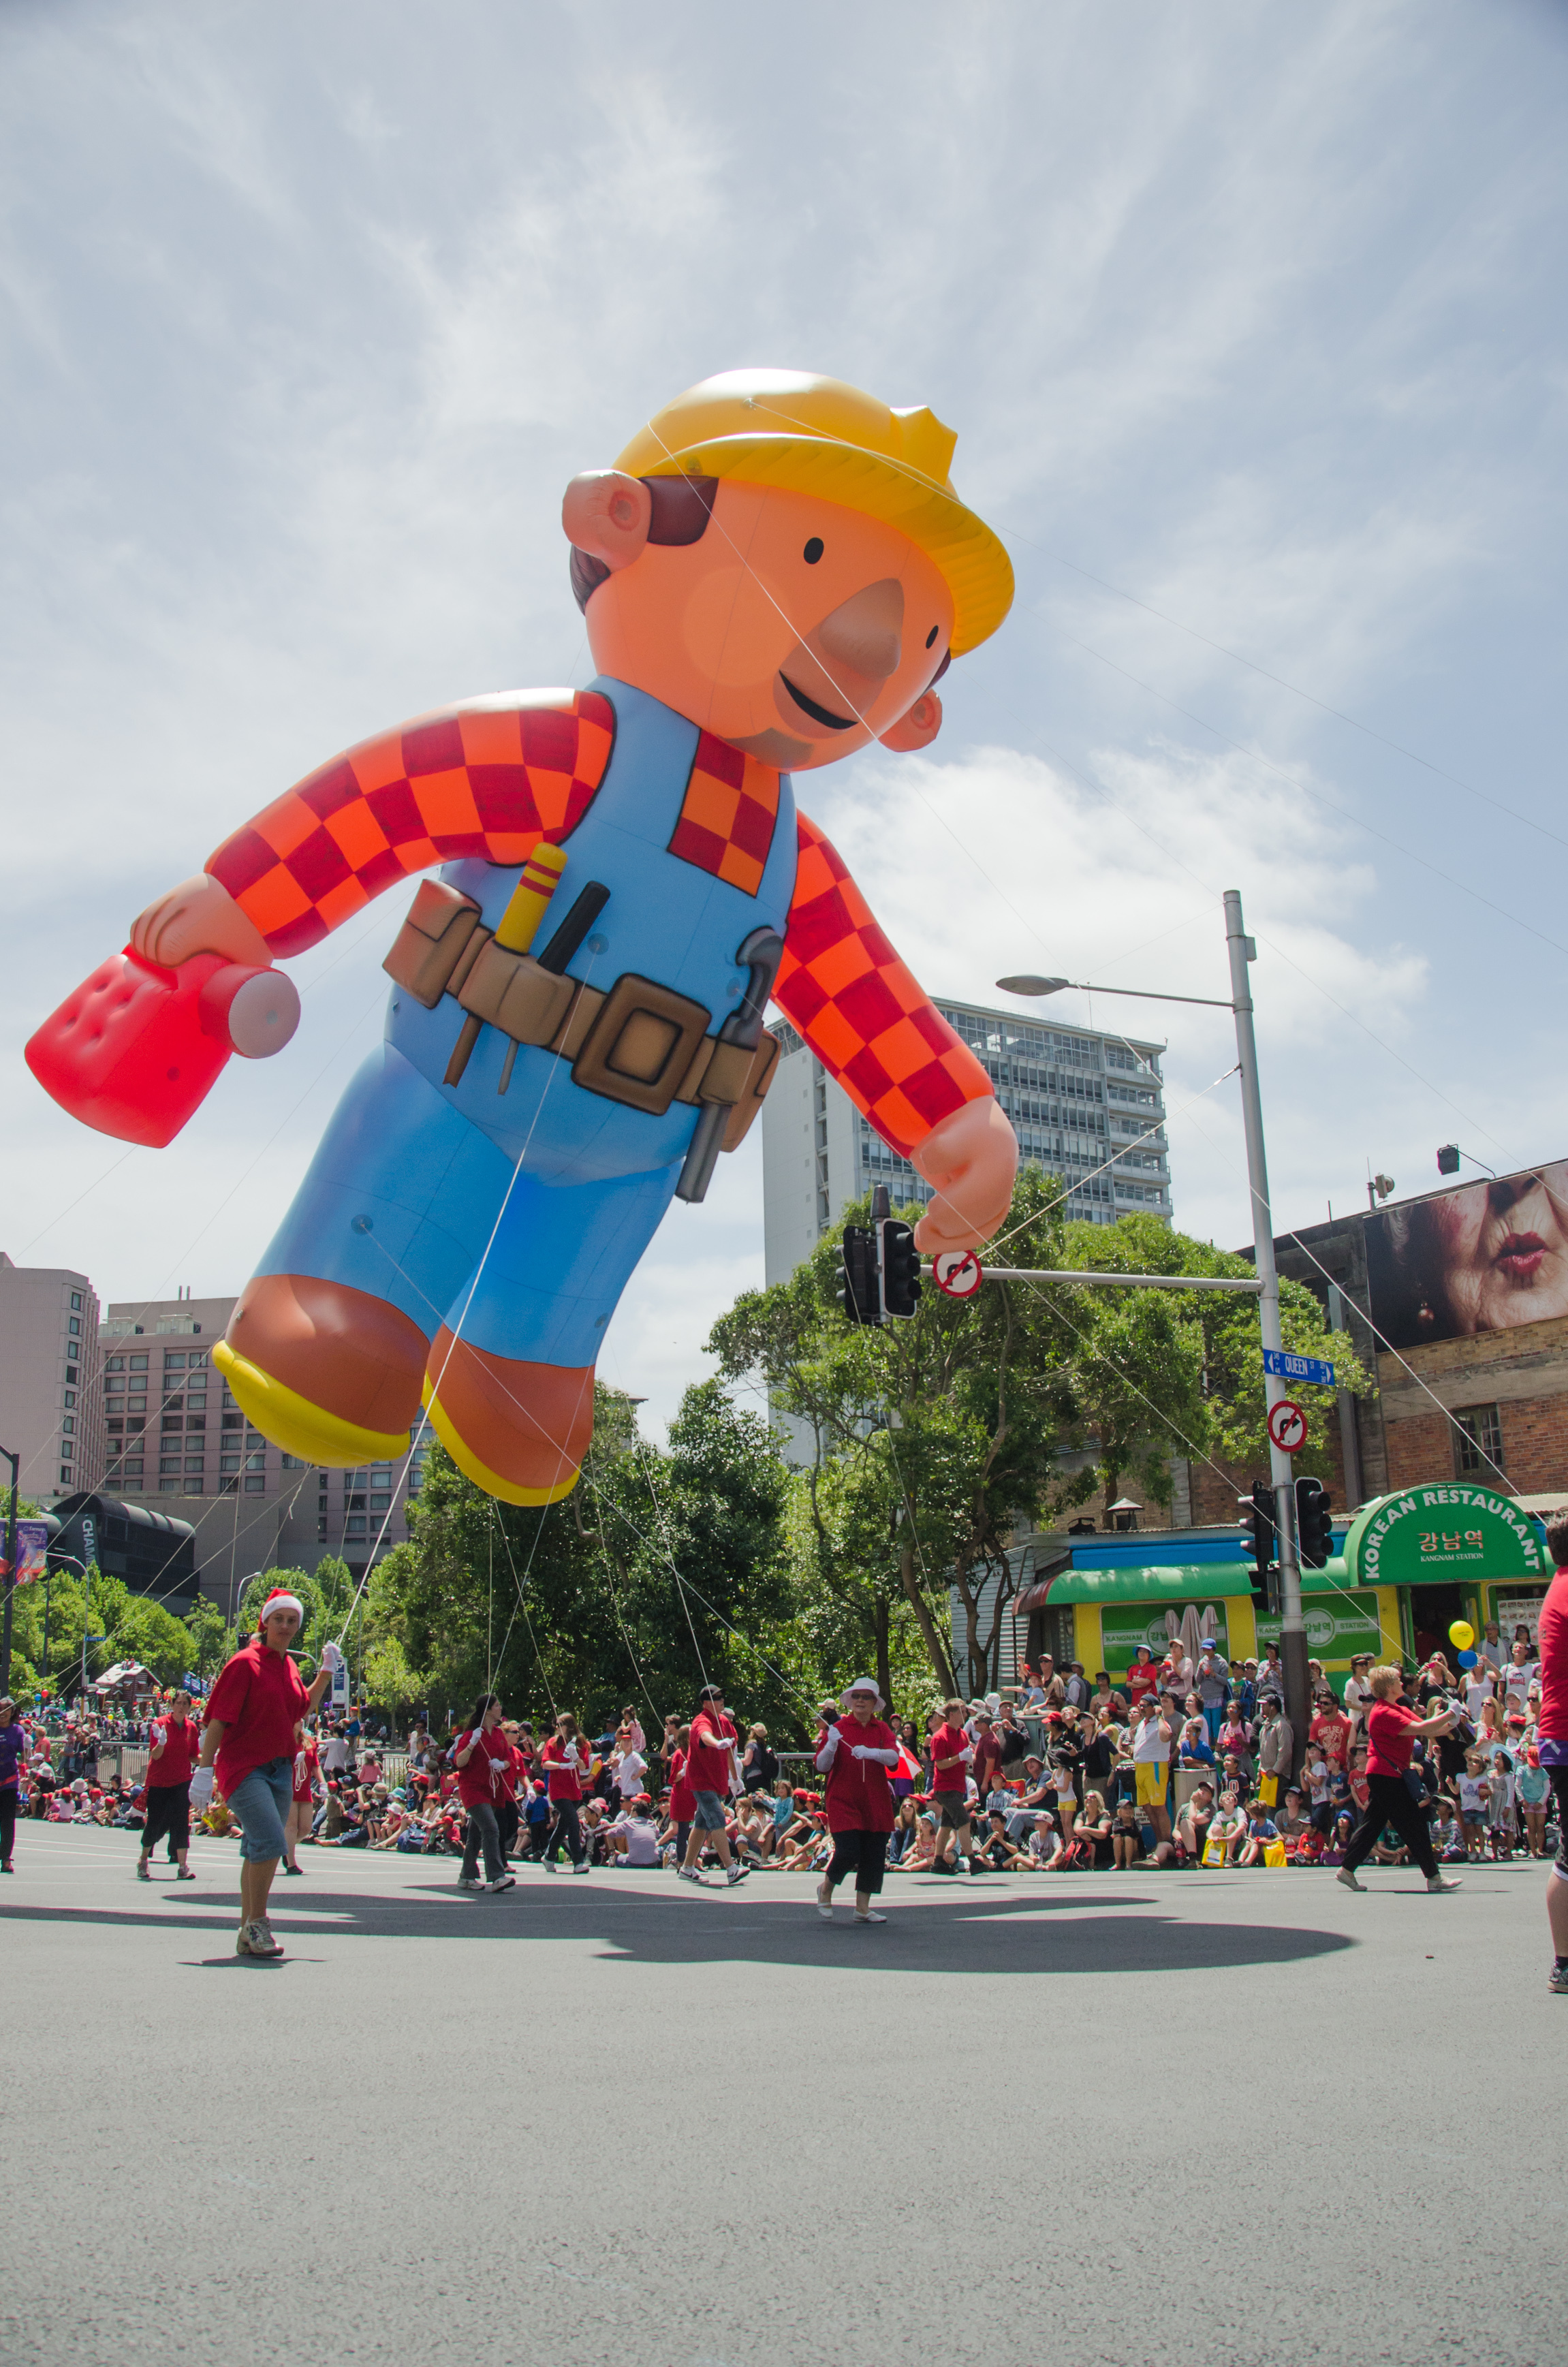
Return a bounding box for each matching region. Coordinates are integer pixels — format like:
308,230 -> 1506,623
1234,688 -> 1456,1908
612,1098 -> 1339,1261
3,1825 -> 1563,2367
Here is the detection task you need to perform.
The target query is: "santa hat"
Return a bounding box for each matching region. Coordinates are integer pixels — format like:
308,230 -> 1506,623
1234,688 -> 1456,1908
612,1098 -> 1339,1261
257,1588 -> 304,1625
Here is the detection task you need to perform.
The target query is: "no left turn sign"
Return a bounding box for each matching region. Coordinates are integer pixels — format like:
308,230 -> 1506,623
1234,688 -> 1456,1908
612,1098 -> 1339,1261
1266,1397 -> 1308,1454
933,1250 -> 984,1300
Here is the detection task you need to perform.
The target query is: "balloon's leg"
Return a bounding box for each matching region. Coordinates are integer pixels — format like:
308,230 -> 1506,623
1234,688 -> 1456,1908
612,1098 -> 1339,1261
421,1157 -> 683,1506
216,1042 -> 516,1467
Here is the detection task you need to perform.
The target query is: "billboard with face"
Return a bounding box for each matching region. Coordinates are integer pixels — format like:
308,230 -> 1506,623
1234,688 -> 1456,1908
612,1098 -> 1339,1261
1364,1161 -> 1568,1350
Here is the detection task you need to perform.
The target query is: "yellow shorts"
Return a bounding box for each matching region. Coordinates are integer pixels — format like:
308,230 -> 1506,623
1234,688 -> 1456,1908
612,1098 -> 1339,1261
1135,1761 -> 1167,1807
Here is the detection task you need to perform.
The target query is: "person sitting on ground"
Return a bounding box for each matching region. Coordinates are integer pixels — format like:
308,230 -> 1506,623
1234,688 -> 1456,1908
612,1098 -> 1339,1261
606,1793 -> 662,1866
1319,1810 -> 1357,1866
1372,1821 -> 1409,1867
1178,1718 -> 1216,1769
1430,1798 -> 1466,1863
1022,1810 -> 1061,1868
1176,1780 -> 1217,1862
1293,1823 -> 1326,1866
975,1807 -> 1025,1870
885,1795 -> 922,1866
1236,1802 -> 1281,1866
1074,1789 -> 1114,1868
1276,1789 -> 1312,1850
1110,1800 -> 1142,1868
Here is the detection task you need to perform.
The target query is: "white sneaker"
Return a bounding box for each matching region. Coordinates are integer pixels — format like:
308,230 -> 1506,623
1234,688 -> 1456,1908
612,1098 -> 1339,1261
678,1866 -> 704,1885
855,1909 -> 888,1924
571,1860 -> 591,1875
725,1864 -> 749,1885
486,1874 -> 516,1892
815,1880 -> 834,1920
1335,1868 -> 1366,1893
1426,1873 -> 1462,1892
238,1917 -> 283,1958
456,1876 -> 480,1890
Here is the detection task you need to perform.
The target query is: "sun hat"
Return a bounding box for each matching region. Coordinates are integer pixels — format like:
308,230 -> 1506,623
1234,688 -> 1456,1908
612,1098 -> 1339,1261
841,1678 -> 884,1710
612,370 -> 1014,656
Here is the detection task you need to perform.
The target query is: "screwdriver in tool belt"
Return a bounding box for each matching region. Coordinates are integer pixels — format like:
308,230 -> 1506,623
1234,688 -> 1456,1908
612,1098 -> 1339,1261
444,843 -> 567,1088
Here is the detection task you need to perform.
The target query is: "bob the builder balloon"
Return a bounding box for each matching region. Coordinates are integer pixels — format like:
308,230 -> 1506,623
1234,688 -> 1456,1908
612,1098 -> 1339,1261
28,370 -> 1018,1504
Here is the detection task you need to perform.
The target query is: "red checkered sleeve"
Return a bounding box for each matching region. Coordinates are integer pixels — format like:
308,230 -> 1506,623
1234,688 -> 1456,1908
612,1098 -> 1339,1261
773,813 -> 994,1159
204,691 -> 616,958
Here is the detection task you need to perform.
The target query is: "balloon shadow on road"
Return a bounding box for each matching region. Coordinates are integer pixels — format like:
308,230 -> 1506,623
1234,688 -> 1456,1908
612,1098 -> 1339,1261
0,1883 -> 1354,1975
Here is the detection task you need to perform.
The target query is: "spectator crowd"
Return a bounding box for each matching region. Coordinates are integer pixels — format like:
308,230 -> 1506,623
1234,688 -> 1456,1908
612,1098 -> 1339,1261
3,1620 -> 1554,1880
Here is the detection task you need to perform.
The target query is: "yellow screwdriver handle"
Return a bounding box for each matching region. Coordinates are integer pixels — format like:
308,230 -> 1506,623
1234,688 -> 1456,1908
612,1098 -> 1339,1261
492,843 -> 568,953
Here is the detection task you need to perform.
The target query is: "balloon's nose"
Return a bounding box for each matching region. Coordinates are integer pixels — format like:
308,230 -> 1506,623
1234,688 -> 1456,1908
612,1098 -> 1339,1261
813,578 -> 904,683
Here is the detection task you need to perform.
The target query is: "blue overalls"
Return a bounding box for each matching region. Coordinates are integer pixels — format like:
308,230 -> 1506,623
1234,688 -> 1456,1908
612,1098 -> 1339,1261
251,678 -> 798,1372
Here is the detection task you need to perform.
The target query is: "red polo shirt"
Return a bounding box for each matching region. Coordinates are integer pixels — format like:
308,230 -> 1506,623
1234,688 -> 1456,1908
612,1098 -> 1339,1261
1537,1569 -> 1568,1742
1366,1697 -> 1420,1778
204,1640 -> 310,1798
146,1715 -> 200,1789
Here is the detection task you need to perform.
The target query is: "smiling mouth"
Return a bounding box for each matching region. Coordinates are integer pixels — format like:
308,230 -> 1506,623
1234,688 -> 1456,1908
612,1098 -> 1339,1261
1494,1232 -> 1547,1279
778,673 -> 856,732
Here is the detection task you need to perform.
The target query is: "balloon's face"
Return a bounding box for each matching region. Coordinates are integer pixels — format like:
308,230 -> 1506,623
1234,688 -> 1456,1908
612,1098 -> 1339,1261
583,482 -> 954,772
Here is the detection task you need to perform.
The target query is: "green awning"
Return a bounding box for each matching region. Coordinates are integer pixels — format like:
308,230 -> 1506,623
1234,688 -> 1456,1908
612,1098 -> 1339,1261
1044,1565 -> 1253,1604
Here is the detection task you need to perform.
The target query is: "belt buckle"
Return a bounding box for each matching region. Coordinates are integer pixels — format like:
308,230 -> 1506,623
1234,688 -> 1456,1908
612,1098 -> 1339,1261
571,974 -> 711,1116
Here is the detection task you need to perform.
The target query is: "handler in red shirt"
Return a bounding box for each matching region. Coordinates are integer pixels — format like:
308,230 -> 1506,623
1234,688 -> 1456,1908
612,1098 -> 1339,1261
1336,1664 -> 1461,1895
1533,1518 -> 1568,1992
539,1711 -> 590,1871
678,1684 -> 748,1887
195,1588 -> 336,1958
137,1690 -> 200,1883
814,1679 -> 900,1923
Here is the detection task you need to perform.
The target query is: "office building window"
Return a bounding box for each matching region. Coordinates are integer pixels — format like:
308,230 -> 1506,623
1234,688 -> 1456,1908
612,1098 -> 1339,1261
221,1477 -> 238,1494
345,1516 -> 367,1538
70,1291 -> 82,1311
159,1477 -> 181,1492
219,1453 -> 240,1473
68,1317 -> 80,1335
369,1492 -> 392,1511
245,1452 -> 266,1472
1454,1405 -> 1504,1479
244,1475 -> 266,1492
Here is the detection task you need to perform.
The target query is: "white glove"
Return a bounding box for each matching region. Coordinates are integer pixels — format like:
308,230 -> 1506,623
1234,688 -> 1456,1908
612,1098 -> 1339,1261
320,1640 -> 345,1673
190,1766 -> 215,1808
960,1745 -> 974,1764
851,1744 -> 875,1761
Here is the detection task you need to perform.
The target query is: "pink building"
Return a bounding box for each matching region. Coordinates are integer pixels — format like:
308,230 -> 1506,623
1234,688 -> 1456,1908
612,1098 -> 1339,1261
0,1254 -> 105,1503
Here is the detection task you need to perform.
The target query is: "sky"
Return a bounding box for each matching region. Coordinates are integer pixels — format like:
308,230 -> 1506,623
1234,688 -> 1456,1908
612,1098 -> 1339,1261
3,0 -> 1567,1442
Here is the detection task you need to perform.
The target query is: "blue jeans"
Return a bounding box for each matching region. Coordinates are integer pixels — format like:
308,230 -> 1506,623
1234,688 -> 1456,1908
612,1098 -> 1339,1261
228,1757 -> 293,1864
1203,1705 -> 1225,1744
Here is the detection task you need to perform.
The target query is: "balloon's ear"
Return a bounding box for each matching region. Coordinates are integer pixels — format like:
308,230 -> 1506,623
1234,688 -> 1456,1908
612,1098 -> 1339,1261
561,471 -> 653,569
879,690 -> 942,753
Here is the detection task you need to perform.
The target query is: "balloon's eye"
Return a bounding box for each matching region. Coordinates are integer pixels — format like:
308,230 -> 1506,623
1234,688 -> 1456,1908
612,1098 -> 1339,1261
803,537 -> 824,565
926,625 -> 939,648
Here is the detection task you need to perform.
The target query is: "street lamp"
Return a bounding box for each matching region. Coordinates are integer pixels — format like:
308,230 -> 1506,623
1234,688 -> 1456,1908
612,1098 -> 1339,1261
998,888 -> 1312,1758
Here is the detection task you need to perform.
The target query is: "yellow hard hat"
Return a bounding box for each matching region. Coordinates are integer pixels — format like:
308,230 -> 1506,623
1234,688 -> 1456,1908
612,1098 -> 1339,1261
614,369 -> 1014,658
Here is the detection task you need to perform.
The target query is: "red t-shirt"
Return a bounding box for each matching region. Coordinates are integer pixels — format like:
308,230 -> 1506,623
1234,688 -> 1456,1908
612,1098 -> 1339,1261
146,1716 -> 200,1789
1537,1569 -> 1568,1742
1309,1710 -> 1352,1769
292,1742 -> 319,1806
823,1717 -> 897,1834
929,1723 -> 971,1795
686,1710 -> 736,1795
1126,1660 -> 1158,1704
668,1748 -> 697,1821
1366,1697 -> 1420,1778
454,1727 -> 515,1807
540,1736 -> 584,1802
204,1640 -> 310,1799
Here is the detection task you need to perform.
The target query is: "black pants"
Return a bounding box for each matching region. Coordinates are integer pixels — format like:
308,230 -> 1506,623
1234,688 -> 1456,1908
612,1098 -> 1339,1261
141,1783 -> 190,1858
0,1789 -> 15,1864
496,1799 -> 519,1860
825,1828 -> 889,1897
548,1800 -> 585,1866
1343,1774 -> 1438,1880
460,1800 -> 504,1883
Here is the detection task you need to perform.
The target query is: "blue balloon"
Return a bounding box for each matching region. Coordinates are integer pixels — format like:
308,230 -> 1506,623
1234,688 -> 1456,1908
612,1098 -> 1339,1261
1458,1648 -> 1478,1669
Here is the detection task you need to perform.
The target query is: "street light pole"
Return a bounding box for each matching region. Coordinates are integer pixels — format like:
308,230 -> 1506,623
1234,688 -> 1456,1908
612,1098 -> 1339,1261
1222,890 -> 1308,1764
0,1447 -> 18,1696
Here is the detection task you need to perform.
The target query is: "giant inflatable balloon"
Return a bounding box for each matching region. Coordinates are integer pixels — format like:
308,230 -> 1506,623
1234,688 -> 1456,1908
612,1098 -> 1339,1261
27,371 -> 1018,1503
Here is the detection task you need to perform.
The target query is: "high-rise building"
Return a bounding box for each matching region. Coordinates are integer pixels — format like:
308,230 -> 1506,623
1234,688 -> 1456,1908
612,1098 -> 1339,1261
762,996 -> 1172,1286
98,1291 -> 430,1614
0,1254 -> 105,1503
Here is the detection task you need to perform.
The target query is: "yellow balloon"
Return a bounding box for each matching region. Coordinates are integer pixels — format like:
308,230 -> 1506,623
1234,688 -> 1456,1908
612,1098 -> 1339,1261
1449,1620 -> 1475,1650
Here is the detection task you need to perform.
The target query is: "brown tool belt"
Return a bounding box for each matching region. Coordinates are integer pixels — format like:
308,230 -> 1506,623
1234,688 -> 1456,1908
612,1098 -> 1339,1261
383,878 -> 779,1150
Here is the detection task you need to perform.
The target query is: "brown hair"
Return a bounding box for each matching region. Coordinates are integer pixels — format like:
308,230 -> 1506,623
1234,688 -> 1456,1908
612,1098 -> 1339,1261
569,475 -> 720,610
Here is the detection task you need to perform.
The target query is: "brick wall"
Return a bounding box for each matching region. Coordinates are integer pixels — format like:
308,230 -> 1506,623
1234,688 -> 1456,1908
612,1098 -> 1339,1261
1377,1312 -> 1568,1497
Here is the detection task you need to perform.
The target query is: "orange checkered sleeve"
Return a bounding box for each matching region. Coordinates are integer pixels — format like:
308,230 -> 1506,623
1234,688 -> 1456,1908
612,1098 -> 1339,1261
774,813 -> 994,1159
204,691 -> 616,958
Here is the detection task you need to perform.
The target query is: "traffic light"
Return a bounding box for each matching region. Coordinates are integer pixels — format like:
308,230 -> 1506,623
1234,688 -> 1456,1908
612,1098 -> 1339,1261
836,1224 -> 881,1325
877,1219 -> 922,1319
1243,1481 -> 1280,1614
1295,1474 -> 1334,1568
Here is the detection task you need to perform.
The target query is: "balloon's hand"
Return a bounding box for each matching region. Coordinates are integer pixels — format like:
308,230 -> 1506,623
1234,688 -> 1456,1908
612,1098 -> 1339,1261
129,874 -> 272,970
912,1099 -> 1018,1253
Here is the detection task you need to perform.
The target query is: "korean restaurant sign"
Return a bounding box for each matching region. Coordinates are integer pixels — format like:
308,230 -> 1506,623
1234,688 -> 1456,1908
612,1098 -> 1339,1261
1343,1485 -> 1546,1589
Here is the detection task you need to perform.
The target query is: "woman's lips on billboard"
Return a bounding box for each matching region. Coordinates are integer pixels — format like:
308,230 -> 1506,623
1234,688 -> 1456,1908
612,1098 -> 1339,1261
1494,1232 -> 1547,1279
